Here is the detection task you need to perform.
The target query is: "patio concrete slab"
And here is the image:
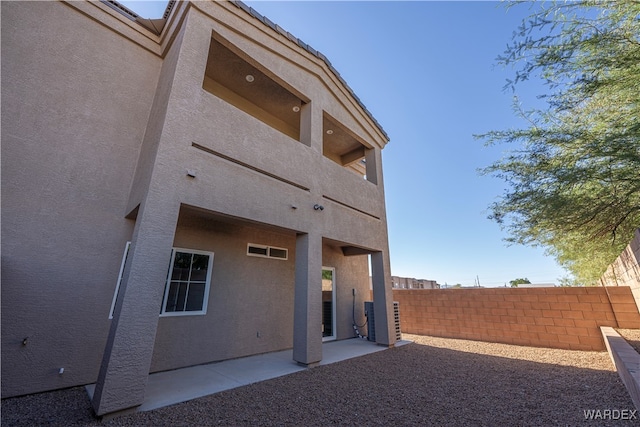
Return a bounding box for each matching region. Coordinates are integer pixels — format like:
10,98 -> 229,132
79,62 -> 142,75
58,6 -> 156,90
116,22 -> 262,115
87,338 -> 411,413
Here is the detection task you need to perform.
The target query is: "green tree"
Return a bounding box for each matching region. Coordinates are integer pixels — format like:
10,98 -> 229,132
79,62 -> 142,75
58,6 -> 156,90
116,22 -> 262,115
478,0 -> 640,285
510,278 -> 531,287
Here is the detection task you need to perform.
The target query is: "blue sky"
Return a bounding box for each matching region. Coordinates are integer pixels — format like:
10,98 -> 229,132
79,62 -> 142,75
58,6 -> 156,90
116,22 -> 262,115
120,1 -> 568,287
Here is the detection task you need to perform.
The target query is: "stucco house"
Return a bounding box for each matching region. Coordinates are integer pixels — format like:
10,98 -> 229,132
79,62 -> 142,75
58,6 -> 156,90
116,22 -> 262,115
1,0 -> 396,416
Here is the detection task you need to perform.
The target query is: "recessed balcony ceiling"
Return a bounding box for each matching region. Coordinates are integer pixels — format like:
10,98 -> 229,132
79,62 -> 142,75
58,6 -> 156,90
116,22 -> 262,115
203,35 -> 304,139
323,113 -> 367,173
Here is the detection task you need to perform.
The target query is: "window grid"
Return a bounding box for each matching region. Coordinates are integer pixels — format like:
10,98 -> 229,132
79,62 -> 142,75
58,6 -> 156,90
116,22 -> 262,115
161,248 -> 213,317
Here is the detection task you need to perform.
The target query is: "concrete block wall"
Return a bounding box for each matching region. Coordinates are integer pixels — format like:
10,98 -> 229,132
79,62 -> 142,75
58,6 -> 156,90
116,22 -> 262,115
600,229 -> 640,311
394,287 -> 640,351
601,327 -> 640,411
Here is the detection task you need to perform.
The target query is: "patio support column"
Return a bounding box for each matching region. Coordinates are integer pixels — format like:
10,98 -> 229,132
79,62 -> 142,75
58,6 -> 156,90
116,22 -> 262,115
293,232 -> 323,366
370,250 -> 396,347
92,199 -> 180,416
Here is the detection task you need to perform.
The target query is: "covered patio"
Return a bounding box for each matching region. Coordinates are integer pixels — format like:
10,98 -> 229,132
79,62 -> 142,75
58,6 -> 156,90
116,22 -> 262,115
87,338 -> 411,414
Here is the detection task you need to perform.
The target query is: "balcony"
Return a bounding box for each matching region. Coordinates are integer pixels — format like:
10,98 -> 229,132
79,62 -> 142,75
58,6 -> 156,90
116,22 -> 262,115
202,34 -> 306,141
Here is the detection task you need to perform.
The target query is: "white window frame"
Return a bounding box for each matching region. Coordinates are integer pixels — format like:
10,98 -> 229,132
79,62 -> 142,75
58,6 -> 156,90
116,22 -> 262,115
322,266 -> 336,342
247,243 -> 288,260
160,248 -> 214,317
109,241 -> 131,319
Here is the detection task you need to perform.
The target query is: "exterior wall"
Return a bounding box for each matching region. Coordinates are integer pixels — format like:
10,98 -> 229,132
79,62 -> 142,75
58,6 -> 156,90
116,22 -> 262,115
600,229 -> 640,311
1,1 -> 160,397
151,215 -> 296,372
159,3 -> 389,246
1,0 -> 394,407
394,287 -> 640,351
322,244 -> 370,341
150,216 -> 371,372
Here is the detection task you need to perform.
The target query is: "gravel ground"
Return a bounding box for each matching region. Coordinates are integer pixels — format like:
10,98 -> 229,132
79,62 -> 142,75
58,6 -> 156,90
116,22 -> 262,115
617,329 -> 640,355
2,334 -> 637,426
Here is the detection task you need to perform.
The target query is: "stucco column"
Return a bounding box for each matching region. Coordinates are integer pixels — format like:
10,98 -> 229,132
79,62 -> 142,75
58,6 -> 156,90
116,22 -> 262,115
364,147 -> 379,185
293,232 -> 323,366
370,250 -> 396,347
300,101 -> 323,153
92,199 -> 180,416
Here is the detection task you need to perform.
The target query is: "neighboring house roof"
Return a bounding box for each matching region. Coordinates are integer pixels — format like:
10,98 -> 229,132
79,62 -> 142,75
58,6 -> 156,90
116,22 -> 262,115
102,0 -> 389,142
517,283 -> 556,288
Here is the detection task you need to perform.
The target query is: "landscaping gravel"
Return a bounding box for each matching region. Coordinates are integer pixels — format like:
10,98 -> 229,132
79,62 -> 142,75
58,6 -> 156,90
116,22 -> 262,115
617,329 -> 640,355
2,334 -> 636,426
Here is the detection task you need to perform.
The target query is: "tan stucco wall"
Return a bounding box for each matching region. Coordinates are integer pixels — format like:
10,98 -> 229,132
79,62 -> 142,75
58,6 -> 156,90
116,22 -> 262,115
151,216 -> 297,371
1,1 -> 393,405
149,214 -> 370,372
136,4 -> 390,247
1,1 -> 161,397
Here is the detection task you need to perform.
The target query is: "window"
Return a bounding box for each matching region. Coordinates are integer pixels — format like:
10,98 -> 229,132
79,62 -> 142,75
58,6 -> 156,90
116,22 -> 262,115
268,247 -> 288,259
247,245 -> 268,257
161,248 -> 214,316
247,243 -> 288,260
109,241 -> 131,319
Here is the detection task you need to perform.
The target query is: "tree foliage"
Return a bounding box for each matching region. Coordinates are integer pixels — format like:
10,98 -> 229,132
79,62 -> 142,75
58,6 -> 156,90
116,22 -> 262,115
510,278 -> 531,287
478,0 -> 640,285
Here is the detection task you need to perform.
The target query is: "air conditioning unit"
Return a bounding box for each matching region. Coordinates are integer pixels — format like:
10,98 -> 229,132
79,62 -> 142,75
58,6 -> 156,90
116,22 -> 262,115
394,301 -> 401,341
365,301 -> 401,342
365,301 -> 376,342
